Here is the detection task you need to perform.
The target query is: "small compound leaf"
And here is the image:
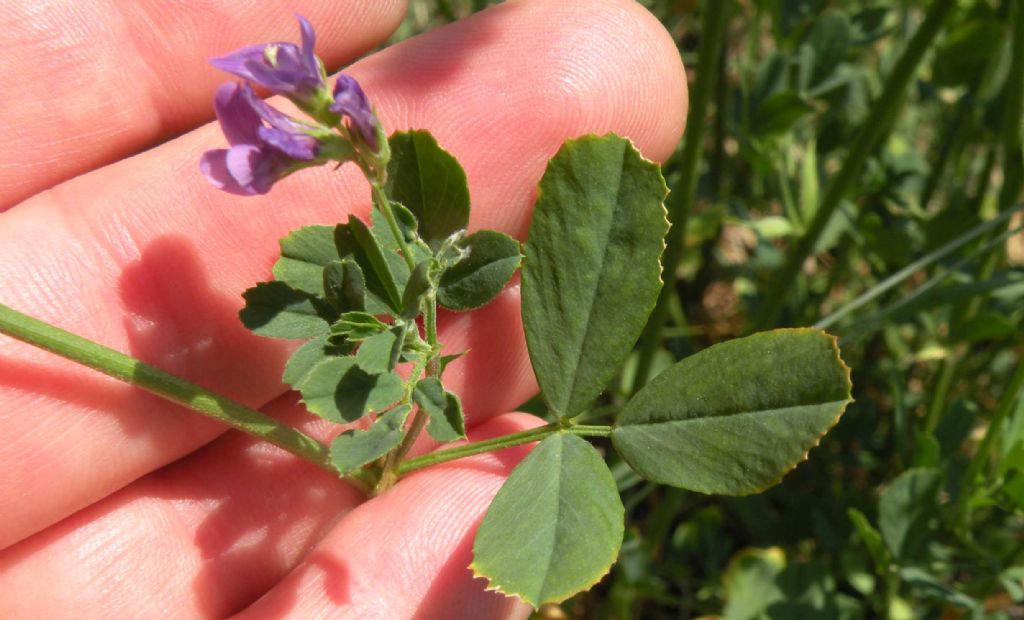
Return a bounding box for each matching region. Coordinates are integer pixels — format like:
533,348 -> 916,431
412,377 -> 466,441
323,259 -> 365,313
272,225 -> 339,296
612,329 -> 852,495
282,334 -> 350,388
438,230 -> 522,311
355,327 -> 402,374
878,468 -> 942,560
299,357 -> 404,423
402,260 -> 434,319
386,130 -> 470,249
331,311 -> 388,341
472,433 -> 624,607
239,281 -> 332,339
330,405 -> 411,475
523,134 -> 669,418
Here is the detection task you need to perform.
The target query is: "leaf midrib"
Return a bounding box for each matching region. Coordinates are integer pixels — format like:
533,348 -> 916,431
618,398 -> 851,428
560,143 -> 627,416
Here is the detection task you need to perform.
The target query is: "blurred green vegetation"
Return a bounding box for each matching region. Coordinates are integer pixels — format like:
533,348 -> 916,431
399,1 -> 1024,618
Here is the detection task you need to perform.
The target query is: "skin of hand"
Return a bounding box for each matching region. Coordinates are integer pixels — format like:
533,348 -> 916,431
0,0 -> 686,617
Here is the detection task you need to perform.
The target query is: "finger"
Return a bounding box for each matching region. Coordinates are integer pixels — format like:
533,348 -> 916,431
0,1 -> 407,208
237,413 -> 541,620
0,409 -> 540,619
0,395 -> 362,619
0,0 -> 685,548
0,284 -> 536,553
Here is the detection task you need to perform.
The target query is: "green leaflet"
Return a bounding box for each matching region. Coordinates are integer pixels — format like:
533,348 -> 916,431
386,130 -> 471,249
437,230 -> 522,311
331,311 -> 388,341
412,377 -> 466,441
471,432 -> 624,607
612,329 -> 852,495
847,508 -> 890,573
272,225 -> 339,296
522,134 -> 669,418
338,216 -> 404,313
401,260 -> 434,319
330,405 -> 411,475
282,334 -> 350,388
355,327 -> 403,374
878,467 -> 942,560
299,357 -> 404,423
323,259 -> 366,313
239,281 -> 332,339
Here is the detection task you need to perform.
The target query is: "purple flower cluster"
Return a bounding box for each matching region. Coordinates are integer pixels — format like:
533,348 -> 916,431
200,83 -> 319,195
201,15 -> 382,196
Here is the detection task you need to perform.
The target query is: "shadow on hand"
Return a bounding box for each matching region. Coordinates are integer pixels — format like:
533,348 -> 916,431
139,397 -> 362,617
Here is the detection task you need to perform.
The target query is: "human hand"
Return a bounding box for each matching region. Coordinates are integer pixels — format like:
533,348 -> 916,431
0,1 -> 685,616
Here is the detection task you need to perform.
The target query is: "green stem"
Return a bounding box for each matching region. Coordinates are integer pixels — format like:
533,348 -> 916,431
814,205 -> 1024,331
965,352 -> 1024,484
397,423 -> 613,476
632,0 -> 731,391
754,0 -> 956,330
924,357 -> 957,432
387,294 -> 440,474
370,181 -> 417,272
962,0 -> 1024,322
0,302 -> 336,474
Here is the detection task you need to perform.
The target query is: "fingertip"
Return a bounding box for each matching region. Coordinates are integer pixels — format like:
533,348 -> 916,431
351,0 -> 688,237
236,411 -> 544,619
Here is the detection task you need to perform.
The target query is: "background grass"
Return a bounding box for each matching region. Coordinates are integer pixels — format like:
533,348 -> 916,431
398,1 -> 1024,618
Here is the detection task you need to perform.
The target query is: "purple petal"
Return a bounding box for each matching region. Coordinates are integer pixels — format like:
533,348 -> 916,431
209,17 -> 323,100
243,58 -> 299,95
231,145 -> 282,195
238,84 -> 293,130
225,144 -> 261,189
201,149 -> 253,195
297,14 -> 319,78
330,75 -> 379,150
258,126 -> 318,161
213,83 -> 262,146
202,145 -> 281,195
209,45 -> 267,83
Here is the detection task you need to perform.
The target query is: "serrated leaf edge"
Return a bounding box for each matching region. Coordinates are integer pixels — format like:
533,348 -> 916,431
612,328 -> 853,496
468,431 -> 625,607
524,133 -> 670,418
